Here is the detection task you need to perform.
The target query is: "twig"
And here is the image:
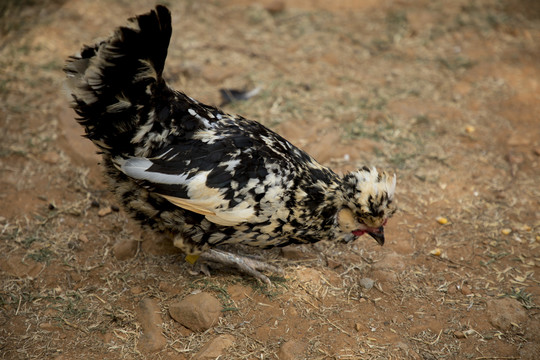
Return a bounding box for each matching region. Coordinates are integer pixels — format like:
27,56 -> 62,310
410,329 -> 443,345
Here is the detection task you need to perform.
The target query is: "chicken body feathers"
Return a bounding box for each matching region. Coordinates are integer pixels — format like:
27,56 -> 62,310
65,6 -> 396,257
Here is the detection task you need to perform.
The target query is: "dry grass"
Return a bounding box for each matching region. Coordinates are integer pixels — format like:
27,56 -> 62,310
1,0 -> 539,359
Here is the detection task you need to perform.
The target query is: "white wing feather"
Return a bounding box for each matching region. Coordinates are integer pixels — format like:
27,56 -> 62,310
115,157 -> 255,226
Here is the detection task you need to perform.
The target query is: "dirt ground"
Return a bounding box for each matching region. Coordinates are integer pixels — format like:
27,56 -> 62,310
1,0 -> 539,359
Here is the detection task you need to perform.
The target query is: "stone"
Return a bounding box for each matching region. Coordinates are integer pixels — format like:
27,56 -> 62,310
112,239 -> 138,260
169,292 -> 221,331
359,278 -> 375,290
98,206 -> 113,217
137,298 -> 167,352
277,340 -> 307,360
486,298 -> 528,331
194,334 -> 235,360
264,1 -> 286,14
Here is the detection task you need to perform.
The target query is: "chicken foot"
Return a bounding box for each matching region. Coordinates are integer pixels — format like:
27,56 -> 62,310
194,248 -> 283,285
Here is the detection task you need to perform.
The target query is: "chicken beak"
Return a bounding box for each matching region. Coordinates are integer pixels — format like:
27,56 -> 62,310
368,226 -> 385,246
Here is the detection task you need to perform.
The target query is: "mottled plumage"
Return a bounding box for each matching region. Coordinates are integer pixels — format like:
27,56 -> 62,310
64,6 -> 396,282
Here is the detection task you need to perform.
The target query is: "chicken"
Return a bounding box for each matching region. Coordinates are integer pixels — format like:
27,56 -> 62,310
64,6 -> 397,284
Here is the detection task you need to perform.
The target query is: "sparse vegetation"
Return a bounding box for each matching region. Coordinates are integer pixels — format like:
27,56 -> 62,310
0,0 -> 539,359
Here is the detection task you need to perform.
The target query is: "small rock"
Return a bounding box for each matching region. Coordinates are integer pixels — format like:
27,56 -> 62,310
42,151 -> 60,164
130,286 -> 143,295
277,340 -> 307,360
486,298 -> 528,331
112,239 -> 138,260
98,206 -> 112,217
453,330 -> 466,339
460,285 -> 472,295
359,278 -> 375,290
169,292 -> 221,331
78,234 -> 89,243
194,334 -> 234,360
137,298 -> 167,352
264,0 -> 286,14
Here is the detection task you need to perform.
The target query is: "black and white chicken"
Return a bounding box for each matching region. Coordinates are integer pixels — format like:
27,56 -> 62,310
64,6 -> 397,284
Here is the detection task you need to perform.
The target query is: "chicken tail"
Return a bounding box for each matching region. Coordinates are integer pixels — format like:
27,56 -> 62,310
64,6 -> 172,155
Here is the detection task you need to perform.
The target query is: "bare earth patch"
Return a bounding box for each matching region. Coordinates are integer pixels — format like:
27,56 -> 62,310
1,0 -> 539,359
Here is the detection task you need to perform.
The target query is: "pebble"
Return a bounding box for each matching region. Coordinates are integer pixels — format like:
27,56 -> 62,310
42,151 -> 60,164
277,340 -> 307,360
264,0 -> 286,14
486,298 -> 528,331
359,278 -> 375,290
112,239 -> 138,260
460,285 -> 472,295
98,206 -> 113,217
193,334 -> 235,360
169,292 -> 221,331
453,330 -> 466,339
137,298 -> 167,352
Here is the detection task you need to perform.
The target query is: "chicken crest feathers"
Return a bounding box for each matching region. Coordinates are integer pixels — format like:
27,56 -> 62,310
342,168 -> 397,219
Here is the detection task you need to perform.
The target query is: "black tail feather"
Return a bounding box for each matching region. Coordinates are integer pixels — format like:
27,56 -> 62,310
64,6 -> 172,155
